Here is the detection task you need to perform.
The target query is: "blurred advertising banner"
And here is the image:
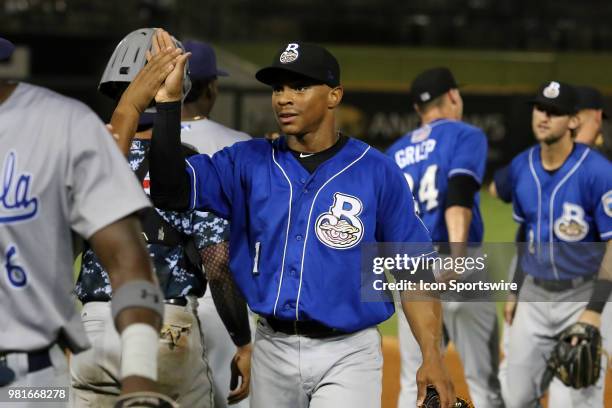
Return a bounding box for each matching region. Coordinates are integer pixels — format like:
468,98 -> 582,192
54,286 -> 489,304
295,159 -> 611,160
338,91 -> 537,169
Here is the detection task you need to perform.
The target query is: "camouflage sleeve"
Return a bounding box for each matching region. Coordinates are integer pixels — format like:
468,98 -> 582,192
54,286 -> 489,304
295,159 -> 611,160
191,210 -> 230,250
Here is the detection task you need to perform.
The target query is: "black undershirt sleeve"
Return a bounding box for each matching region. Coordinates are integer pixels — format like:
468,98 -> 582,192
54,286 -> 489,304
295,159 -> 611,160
446,174 -> 480,209
150,101 -> 191,211
511,224 -> 527,294
586,280 -> 612,313
202,242 -> 251,346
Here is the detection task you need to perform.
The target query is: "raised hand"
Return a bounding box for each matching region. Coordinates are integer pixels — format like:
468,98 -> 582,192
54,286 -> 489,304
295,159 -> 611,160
148,29 -> 190,103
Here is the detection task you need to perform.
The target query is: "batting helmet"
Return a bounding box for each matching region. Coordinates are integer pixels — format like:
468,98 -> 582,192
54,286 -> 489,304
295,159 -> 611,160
99,28 -> 191,109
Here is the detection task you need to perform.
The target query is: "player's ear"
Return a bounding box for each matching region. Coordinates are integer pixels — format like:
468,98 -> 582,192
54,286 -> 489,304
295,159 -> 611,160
328,85 -> 343,109
568,114 -> 580,131
205,80 -> 217,99
448,89 -> 460,105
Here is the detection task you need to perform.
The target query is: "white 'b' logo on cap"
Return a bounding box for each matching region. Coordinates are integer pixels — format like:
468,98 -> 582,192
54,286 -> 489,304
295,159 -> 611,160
280,43 -> 299,64
543,81 -> 561,99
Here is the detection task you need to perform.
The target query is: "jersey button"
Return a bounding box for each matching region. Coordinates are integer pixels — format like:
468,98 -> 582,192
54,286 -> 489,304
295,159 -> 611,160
296,234 -> 302,241
299,178 -> 306,184
290,268 -> 297,276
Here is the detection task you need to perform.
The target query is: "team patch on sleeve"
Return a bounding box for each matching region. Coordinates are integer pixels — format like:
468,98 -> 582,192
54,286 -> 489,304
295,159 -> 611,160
603,190 -> 612,218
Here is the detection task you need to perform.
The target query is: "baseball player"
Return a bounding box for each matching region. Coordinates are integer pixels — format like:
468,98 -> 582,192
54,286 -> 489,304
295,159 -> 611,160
386,67 -> 504,408
70,30 -> 252,407
503,81 -> 612,408
575,86 -> 606,147
491,84 -> 609,203
574,85 -> 612,161
491,83 -> 611,407
180,39 -> 254,408
0,36 -> 172,407
142,31 -> 457,408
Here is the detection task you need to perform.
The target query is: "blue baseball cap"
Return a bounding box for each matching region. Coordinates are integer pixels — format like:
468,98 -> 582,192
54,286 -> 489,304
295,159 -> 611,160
184,40 -> 228,80
0,37 -> 15,61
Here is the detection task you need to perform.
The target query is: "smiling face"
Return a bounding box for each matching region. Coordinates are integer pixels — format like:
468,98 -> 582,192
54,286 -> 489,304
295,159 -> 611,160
271,72 -> 340,138
531,104 -> 578,145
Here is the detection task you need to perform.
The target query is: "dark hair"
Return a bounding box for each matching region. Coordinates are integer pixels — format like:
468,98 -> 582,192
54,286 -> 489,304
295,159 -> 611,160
184,77 -> 214,103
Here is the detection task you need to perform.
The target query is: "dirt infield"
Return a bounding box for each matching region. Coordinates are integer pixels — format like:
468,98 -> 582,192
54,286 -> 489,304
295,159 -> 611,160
381,336 -> 611,408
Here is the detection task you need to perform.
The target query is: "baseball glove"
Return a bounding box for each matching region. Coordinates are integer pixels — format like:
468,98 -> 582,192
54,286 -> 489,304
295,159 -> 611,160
114,392 -> 179,408
541,322 -> 602,392
422,385 -> 472,408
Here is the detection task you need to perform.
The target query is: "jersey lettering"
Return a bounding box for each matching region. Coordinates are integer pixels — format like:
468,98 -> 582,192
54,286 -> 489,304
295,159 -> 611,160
4,245 -> 27,288
553,202 -> 589,242
315,193 -> 364,249
403,173 -> 421,216
418,164 -> 439,211
394,139 -> 436,168
528,228 -> 535,254
0,151 -> 39,224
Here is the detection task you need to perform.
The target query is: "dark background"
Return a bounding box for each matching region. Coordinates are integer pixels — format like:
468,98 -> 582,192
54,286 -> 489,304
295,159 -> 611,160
2,0 -> 612,172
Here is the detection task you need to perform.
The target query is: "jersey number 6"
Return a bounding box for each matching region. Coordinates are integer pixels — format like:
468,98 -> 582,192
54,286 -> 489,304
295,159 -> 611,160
5,245 -> 27,288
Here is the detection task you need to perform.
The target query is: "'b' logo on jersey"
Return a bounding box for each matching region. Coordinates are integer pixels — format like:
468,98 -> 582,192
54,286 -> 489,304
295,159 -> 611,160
315,193 -> 364,250
553,202 -> 589,242
280,43 -> 299,64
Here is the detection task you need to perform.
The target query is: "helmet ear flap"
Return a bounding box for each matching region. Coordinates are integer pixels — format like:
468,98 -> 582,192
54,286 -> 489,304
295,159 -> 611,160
98,28 -> 191,111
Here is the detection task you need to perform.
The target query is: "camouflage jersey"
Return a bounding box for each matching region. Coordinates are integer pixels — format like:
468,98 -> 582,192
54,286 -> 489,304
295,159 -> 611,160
75,139 -> 229,302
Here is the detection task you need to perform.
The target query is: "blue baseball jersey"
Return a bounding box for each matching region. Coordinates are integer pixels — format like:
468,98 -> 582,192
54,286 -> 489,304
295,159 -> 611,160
386,119 -> 487,243
510,143 -> 612,279
183,136 -> 434,332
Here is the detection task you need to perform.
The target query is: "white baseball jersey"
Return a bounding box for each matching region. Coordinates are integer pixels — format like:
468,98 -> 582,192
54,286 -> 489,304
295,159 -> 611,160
0,83 -> 150,352
180,118 -> 250,154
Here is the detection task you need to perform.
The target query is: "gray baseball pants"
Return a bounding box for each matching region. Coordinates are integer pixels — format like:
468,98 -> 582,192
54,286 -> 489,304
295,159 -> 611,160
503,276 -> 610,408
250,319 -> 382,408
397,301 -> 504,408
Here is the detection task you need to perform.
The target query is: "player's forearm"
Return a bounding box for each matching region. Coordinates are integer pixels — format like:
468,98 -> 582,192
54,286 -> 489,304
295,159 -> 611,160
445,206 -> 472,258
209,279 -> 251,346
400,296 -> 443,357
149,101 -> 191,210
203,242 -> 252,346
110,104 -> 140,156
596,241 -> 612,281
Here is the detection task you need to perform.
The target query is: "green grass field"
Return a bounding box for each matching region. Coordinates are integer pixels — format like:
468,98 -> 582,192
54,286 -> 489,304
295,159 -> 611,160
378,188 -> 515,336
